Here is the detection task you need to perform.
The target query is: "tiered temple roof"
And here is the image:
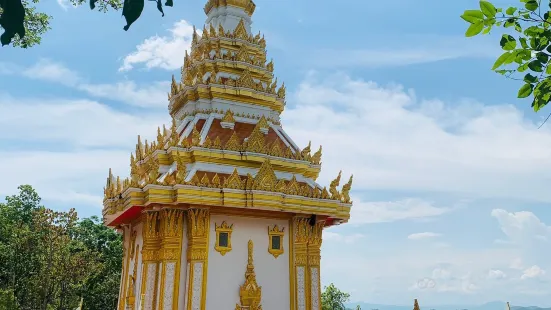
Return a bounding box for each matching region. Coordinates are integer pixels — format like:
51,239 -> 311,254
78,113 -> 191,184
102,0 -> 353,228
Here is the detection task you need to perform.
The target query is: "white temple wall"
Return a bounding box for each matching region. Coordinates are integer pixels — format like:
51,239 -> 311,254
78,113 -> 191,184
206,6 -> 253,34
205,214 -> 290,310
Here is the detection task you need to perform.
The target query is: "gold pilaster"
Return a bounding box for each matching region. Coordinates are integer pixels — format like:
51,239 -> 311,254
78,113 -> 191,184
141,211 -> 162,310
306,221 -> 324,310
293,217 -> 310,310
158,209 -> 185,310
119,226 -> 130,310
185,208 -> 210,310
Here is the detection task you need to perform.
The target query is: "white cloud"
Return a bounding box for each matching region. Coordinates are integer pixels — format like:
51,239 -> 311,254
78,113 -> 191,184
491,209 -> 551,244
0,95 -> 166,206
120,20 -> 196,71
78,81 -> 169,108
324,231 -> 365,244
510,258 -> 524,270
349,198 -> 450,224
23,59 -> 81,86
521,265 -> 546,280
306,35 -> 498,68
407,232 -> 441,240
3,60 -> 168,108
488,269 -> 507,279
283,72 -> 551,202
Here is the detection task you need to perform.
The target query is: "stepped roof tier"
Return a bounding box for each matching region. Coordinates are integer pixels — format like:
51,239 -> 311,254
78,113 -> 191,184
102,0 -> 353,228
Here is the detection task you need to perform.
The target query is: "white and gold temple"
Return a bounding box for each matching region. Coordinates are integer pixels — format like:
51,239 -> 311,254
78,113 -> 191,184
102,0 -> 353,309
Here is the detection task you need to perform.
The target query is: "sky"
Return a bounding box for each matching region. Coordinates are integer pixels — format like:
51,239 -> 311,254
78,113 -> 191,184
1,0 -> 551,307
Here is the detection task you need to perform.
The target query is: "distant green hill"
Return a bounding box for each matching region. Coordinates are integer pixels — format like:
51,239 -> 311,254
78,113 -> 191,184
346,301 -> 551,310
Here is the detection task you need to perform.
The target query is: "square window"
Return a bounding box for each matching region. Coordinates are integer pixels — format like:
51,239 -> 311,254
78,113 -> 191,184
271,235 -> 281,250
219,232 -> 229,248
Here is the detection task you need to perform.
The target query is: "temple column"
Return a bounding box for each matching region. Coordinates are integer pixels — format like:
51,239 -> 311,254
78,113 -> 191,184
307,221 -> 324,310
140,211 -> 162,310
118,225 -> 130,310
293,217 -> 310,310
158,209 -> 185,310
184,208 -> 210,310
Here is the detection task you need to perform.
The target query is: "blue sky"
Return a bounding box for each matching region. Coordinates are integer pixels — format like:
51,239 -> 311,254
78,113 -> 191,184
2,0 -> 551,307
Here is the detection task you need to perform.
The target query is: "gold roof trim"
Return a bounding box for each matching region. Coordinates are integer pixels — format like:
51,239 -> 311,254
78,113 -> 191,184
204,0 -> 256,16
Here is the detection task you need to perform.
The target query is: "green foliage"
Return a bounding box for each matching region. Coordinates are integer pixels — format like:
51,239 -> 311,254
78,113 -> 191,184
321,283 -> 351,310
0,185 -> 123,310
461,0 -> 551,112
0,0 -> 170,48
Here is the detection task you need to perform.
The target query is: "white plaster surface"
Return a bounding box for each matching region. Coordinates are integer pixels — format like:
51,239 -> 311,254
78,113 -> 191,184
296,266 -> 306,310
163,262 -> 176,310
310,267 -> 320,310
178,218 -> 189,309
144,263 -> 157,310
206,215 -> 290,310
192,262 -> 204,310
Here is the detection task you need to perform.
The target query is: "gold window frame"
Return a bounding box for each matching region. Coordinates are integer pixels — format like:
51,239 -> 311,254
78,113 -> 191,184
214,221 -> 233,255
268,224 -> 285,258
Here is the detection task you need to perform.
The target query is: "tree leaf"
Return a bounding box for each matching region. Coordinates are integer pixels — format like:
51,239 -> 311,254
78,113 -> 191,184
480,1 -> 497,17
528,60 -> 544,72
506,6 -> 517,15
520,37 -> 529,49
518,83 -> 534,98
525,0 -> 538,11
546,64 -> 551,74
524,73 -> 538,83
466,21 -> 484,37
500,34 -> 516,50
536,52 -> 549,63
492,51 -> 512,70
461,10 -> 485,23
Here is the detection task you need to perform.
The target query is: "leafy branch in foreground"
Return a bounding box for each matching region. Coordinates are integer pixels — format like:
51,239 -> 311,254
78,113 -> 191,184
461,0 -> 551,113
0,0 -> 172,48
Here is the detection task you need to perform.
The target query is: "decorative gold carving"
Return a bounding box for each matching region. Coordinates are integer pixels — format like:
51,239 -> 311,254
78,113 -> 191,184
245,124 -> 266,153
266,59 -> 274,72
174,152 -> 187,184
187,209 -> 210,261
200,173 -> 211,187
286,176 -> 301,196
311,145 -> 322,165
277,82 -> 286,98
252,159 -> 277,191
191,126 -> 201,146
329,171 -> 342,200
145,156 -> 160,185
142,211 -> 161,262
307,221 -> 324,267
224,168 -> 244,190
257,116 -> 269,130
341,175 -> 353,204
169,118 -> 179,147
203,136 -> 212,148
236,240 -> 262,310
221,109 -> 236,124
235,44 -> 248,62
160,209 -> 184,239
212,173 -> 221,188
126,244 -> 140,307
233,19 -> 249,40
225,131 -> 242,151
214,221 -> 233,255
213,136 -> 222,149
237,69 -> 255,89
268,225 -> 284,258
301,141 -> 311,161
293,217 -> 309,266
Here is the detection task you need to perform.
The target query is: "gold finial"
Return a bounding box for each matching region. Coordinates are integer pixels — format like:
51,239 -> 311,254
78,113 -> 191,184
329,170 -> 342,199
277,82 -> 286,98
209,23 -> 216,37
413,299 -> 420,310
204,0 -> 256,16
341,175 -> 353,203
300,141 -> 311,160
311,145 -> 322,165
202,25 -> 209,39
222,109 -> 236,123
192,25 -> 198,45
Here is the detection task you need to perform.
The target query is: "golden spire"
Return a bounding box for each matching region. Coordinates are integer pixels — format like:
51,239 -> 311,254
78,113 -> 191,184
413,299 -> 420,310
204,0 -> 256,16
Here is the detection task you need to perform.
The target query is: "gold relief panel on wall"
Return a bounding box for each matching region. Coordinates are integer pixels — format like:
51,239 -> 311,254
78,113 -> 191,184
214,221 -> 233,256
268,225 -> 284,258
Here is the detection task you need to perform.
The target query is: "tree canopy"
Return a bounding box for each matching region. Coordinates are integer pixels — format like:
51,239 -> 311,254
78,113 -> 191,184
0,0 -> 171,48
321,283 -> 362,310
461,0 -> 551,115
0,185 -> 122,310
